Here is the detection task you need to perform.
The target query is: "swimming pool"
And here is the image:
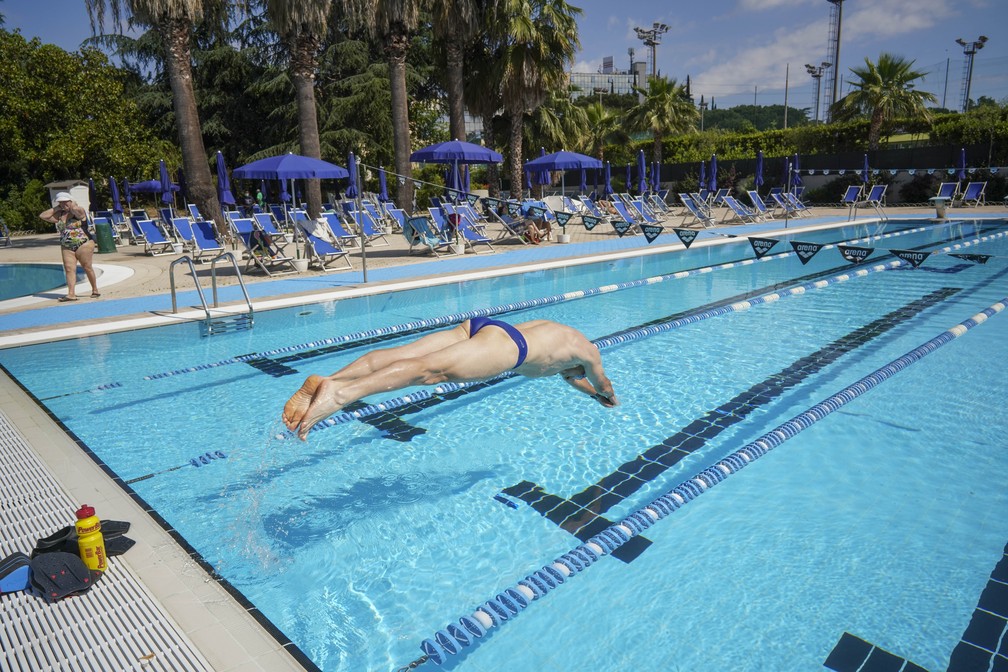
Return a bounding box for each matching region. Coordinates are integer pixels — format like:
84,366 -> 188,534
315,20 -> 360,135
1,218 -> 1006,672
0,262 -> 80,300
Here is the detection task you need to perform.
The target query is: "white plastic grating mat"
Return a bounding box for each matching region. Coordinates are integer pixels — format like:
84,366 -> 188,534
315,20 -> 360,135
0,411 -> 214,672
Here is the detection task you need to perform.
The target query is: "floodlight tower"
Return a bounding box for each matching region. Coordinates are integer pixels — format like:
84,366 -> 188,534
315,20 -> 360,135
823,0 -> 844,121
805,62 -> 831,123
956,36 -> 988,112
634,22 -> 669,79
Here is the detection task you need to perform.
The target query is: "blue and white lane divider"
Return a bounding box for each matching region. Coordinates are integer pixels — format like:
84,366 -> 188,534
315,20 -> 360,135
288,258 -> 906,439
139,222 -> 942,383
408,295 -> 1008,667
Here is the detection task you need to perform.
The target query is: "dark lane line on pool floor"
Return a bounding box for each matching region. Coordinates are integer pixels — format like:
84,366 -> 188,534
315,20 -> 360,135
502,286 -> 960,562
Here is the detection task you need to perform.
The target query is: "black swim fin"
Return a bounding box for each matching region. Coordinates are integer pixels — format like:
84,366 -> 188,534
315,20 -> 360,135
31,519 -> 132,558
29,552 -> 101,603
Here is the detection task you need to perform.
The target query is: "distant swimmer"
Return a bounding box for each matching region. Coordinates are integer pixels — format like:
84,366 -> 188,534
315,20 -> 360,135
282,318 -> 618,440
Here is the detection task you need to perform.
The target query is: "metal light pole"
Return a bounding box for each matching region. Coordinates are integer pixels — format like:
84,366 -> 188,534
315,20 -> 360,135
634,22 -> 669,79
956,36 -> 988,112
805,62 -> 831,123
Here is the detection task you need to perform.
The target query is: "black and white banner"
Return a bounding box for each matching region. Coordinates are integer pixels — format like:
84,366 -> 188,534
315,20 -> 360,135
582,215 -> 600,231
554,211 -> 574,228
891,249 -> 931,268
790,241 -> 823,265
611,220 -> 632,237
950,253 -> 991,264
642,224 -> 663,244
837,245 -> 874,264
673,228 -> 698,248
748,237 -> 779,259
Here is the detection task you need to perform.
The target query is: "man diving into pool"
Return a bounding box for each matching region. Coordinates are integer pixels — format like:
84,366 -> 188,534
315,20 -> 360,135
282,318 -> 619,440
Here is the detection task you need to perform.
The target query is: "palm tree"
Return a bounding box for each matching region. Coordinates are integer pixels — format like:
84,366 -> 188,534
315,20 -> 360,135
833,53 -> 937,150
579,101 -> 629,161
526,89 -> 588,152
626,76 -> 697,165
430,0 -> 496,143
463,35 -> 505,195
366,0 -> 423,212
264,0 -> 342,218
85,0 -> 224,232
491,0 -> 580,200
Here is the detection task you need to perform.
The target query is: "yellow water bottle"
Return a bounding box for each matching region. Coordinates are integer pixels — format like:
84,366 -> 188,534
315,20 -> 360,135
75,505 -> 107,572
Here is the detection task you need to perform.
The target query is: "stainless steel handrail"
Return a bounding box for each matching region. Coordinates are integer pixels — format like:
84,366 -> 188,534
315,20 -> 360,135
168,256 -> 211,318
209,252 -> 254,321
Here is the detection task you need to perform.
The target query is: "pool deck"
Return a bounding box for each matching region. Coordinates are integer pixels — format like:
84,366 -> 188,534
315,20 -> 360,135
1,204 -> 1005,671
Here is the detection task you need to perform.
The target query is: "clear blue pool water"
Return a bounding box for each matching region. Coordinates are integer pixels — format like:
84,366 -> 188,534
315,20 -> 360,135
2,218 -> 1007,672
0,262 -> 79,300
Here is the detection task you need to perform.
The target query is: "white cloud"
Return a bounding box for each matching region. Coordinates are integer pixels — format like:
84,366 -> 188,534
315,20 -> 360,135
738,0 -> 811,10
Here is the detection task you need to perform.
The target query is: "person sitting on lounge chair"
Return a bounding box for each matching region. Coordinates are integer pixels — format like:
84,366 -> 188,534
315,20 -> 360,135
597,200 -> 620,216
250,229 -> 281,258
523,215 -> 551,244
282,318 -> 619,440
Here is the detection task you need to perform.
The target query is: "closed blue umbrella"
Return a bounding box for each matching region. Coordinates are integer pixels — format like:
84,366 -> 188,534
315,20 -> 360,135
958,147 -> 967,181
604,162 -> 613,197
215,152 -> 235,206
159,160 -> 173,204
699,161 -> 706,192
625,163 -> 632,192
122,178 -> 132,205
593,167 -> 599,199
346,152 -> 359,199
754,150 -> 764,190
636,150 -> 647,194
176,167 -> 188,204
259,180 -> 269,203
108,177 -> 121,213
792,153 -> 803,188
651,161 -> 660,193
525,169 -> 532,190
279,182 -> 290,203
708,154 -> 718,192
378,167 -> 389,202
579,168 -> 588,194
88,178 -> 98,212
463,164 -> 471,193
861,153 -> 870,184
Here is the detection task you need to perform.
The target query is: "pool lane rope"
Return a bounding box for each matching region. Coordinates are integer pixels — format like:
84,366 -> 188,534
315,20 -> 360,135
293,257 -> 908,439
137,222 -> 942,384
404,294 -> 1008,668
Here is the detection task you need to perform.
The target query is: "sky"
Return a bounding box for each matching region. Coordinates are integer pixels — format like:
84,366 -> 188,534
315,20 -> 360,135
4,0 -> 1007,114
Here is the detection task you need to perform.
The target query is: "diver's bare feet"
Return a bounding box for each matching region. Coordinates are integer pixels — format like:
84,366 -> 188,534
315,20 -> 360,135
283,374 -> 324,434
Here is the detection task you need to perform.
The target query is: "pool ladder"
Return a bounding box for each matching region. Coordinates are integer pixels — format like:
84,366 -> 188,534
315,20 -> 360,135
169,252 -> 254,336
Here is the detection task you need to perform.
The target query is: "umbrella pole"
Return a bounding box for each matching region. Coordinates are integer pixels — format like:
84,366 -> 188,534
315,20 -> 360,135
356,170 -> 367,282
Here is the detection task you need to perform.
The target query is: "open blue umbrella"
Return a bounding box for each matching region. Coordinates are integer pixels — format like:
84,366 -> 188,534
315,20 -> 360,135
958,147 -> 967,181
108,176 -> 122,213
346,152 -> 359,199
159,159 -> 173,204
708,154 -> 718,192
604,162 -> 613,197
233,153 -> 349,180
861,154 -> 870,184
636,150 -> 647,194
754,150 -> 764,190
524,150 -> 602,200
216,151 -> 235,206
378,167 -> 389,202
699,161 -> 706,192
534,147 -> 551,195
411,139 -> 503,197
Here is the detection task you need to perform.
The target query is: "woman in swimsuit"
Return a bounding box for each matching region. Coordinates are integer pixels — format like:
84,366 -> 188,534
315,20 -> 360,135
39,192 -> 99,301
283,318 -> 618,440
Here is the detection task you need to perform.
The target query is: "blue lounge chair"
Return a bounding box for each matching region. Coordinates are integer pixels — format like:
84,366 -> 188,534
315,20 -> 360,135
679,194 -> 715,229
350,209 -> 390,246
840,185 -> 863,220
959,181 -> 986,207
295,219 -> 352,272
253,212 -> 292,249
456,212 -> 495,253
746,191 -> 775,221
403,216 -> 453,256
231,217 -> 300,275
852,184 -> 888,221
722,195 -> 760,223
190,220 -> 225,260
610,200 -> 642,235
187,204 -> 203,221
319,212 -> 360,248
936,182 -> 959,201
136,219 -> 177,256
386,208 -> 407,233
711,188 -> 730,206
